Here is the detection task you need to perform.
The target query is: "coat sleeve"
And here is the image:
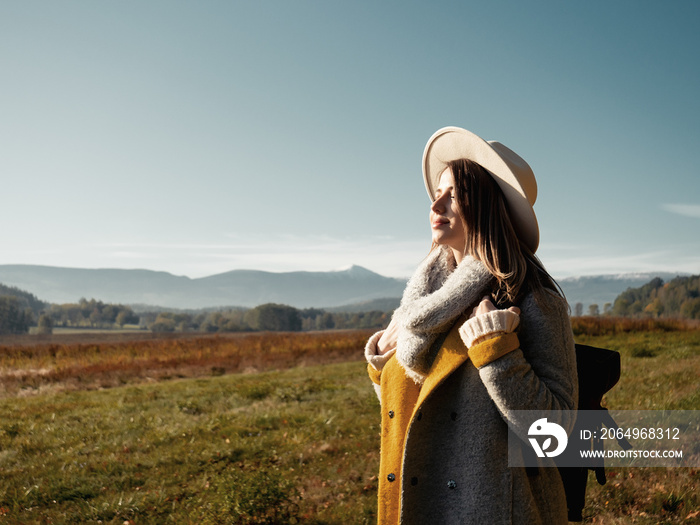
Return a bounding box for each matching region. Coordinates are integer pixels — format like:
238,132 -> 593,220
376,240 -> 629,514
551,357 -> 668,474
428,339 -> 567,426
461,291 -> 578,440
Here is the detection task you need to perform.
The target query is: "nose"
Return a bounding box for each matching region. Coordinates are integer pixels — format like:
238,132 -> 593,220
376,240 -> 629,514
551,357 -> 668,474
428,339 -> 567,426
431,193 -> 447,214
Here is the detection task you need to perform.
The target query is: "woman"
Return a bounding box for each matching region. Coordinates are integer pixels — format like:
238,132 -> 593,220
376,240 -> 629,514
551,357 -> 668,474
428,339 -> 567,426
365,127 -> 578,524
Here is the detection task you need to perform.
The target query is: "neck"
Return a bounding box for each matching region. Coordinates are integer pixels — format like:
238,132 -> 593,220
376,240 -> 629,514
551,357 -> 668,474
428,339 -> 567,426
451,246 -> 466,265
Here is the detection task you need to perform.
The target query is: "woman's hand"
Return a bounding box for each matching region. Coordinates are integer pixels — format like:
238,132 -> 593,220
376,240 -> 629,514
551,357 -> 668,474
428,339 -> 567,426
469,296 -> 520,319
377,318 -> 400,355
462,296 -> 521,347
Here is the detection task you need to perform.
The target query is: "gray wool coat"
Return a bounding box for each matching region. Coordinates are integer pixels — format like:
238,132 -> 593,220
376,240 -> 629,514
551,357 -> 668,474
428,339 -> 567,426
369,291 -> 578,524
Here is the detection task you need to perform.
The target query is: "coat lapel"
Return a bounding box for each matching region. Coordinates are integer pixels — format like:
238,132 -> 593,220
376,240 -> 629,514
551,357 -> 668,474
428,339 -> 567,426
412,324 -> 470,415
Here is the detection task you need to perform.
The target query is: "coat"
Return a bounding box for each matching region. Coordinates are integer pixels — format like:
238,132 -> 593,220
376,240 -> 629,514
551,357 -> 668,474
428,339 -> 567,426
366,291 -> 578,524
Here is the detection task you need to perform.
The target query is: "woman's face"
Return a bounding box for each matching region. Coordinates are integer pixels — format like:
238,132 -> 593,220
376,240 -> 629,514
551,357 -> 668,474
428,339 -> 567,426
430,167 -> 467,256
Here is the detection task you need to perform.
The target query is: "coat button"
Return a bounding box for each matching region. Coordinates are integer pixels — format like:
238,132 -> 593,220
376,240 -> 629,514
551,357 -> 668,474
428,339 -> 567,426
388,473 -> 396,482
411,477 -> 418,486
447,480 -> 457,489
450,412 -> 458,421
388,410 -> 395,418
416,411 -> 422,421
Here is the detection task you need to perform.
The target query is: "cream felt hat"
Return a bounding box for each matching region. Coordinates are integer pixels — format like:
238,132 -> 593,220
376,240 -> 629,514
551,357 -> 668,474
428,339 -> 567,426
422,126 -> 540,252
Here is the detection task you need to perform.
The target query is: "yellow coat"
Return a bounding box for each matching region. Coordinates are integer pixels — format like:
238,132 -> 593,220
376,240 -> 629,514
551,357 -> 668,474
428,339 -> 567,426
369,323 -> 521,524
367,293 -> 576,525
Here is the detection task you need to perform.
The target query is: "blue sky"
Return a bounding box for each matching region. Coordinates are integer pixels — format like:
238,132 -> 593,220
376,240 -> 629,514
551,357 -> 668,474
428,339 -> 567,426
2,1 -> 699,279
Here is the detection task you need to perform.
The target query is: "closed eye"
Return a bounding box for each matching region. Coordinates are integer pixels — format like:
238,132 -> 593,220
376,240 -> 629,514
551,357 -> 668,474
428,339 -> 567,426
434,190 -> 455,200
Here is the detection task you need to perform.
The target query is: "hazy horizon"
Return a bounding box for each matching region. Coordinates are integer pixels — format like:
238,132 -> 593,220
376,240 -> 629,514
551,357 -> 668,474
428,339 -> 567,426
0,260 -> 692,283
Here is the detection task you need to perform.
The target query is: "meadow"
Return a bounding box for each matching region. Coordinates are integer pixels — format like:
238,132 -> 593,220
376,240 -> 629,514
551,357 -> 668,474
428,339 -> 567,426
0,330 -> 373,398
0,320 -> 698,524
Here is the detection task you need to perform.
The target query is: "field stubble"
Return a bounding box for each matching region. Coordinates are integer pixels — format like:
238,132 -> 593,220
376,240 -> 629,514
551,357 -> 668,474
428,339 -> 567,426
0,330 -> 373,398
0,322 -> 698,523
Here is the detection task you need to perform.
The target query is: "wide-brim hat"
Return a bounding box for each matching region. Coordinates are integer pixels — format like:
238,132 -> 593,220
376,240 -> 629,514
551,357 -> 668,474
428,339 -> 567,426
422,126 -> 540,252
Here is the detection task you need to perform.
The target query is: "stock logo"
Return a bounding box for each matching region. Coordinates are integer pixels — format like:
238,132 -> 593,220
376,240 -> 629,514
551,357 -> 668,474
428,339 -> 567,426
528,418 -> 568,458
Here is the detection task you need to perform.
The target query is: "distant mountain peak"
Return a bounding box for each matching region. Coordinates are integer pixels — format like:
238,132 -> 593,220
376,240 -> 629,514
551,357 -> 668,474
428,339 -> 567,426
337,264 -> 375,275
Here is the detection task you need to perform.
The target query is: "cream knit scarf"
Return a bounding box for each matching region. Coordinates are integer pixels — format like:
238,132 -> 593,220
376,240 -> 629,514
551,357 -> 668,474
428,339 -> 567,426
393,246 -> 493,384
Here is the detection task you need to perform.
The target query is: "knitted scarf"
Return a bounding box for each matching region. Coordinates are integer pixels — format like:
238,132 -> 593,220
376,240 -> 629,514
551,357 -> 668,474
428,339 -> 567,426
393,246 -> 493,384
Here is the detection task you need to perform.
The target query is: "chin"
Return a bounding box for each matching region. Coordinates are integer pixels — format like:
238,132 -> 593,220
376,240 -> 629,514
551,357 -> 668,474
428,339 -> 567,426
432,234 -> 450,246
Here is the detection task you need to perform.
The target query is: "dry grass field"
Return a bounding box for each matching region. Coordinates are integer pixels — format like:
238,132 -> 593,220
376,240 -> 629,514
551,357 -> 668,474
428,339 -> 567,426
0,320 -> 698,524
0,329 -> 374,398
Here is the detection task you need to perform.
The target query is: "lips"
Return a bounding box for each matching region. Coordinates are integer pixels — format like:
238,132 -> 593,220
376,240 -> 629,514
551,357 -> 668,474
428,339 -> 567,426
431,217 -> 449,228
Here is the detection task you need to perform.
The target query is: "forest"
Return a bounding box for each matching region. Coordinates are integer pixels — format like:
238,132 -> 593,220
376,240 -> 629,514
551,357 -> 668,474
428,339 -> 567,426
0,284 -> 45,335
0,288 -> 390,335
610,274 -> 700,318
140,304 -> 389,334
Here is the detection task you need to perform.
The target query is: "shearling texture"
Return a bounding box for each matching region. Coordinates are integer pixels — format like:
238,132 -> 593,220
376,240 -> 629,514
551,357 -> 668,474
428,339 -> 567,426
391,246 -> 492,383
367,288 -> 578,524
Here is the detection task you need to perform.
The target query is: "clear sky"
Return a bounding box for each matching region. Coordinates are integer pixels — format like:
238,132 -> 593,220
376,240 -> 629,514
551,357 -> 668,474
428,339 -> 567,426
2,1 -> 699,279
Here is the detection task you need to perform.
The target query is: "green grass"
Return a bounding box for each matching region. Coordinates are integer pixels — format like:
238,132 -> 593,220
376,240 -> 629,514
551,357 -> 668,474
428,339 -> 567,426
0,330 -> 698,524
575,330 -> 700,410
0,361 -> 381,524
569,331 -> 700,524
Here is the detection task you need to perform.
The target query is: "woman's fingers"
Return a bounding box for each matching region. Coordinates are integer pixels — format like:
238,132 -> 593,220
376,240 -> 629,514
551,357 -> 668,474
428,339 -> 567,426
377,318 -> 399,355
476,296 -> 496,316
470,297 -> 521,318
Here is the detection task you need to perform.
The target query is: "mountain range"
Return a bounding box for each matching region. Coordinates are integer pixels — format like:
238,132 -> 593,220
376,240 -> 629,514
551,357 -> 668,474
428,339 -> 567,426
0,264 -> 688,311
0,264 -> 406,309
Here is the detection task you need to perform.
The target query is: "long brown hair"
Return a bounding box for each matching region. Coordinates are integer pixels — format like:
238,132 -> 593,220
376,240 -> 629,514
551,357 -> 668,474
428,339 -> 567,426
438,158 -> 564,308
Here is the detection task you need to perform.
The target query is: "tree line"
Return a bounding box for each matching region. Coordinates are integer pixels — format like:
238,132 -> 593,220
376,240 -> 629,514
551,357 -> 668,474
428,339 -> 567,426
0,284 -> 46,334
0,283 -> 390,335
46,299 -> 140,329
4,272 -> 697,335
0,292 -> 141,335
572,274 -> 700,319
141,303 -> 389,333
611,275 -> 700,319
